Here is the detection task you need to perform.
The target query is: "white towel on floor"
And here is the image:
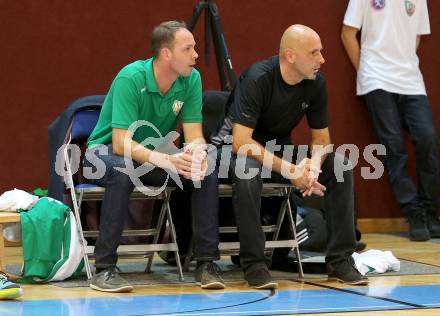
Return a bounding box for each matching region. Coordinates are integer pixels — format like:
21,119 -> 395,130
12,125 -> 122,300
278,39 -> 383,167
352,249 -> 400,275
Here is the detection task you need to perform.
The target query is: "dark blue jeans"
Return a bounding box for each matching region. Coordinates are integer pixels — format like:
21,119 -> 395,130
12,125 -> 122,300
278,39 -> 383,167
364,89 -> 439,216
83,145 -> 220,269
228,152 -> 356,274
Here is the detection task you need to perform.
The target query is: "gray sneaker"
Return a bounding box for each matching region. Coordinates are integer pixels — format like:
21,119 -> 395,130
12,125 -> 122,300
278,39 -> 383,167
195,262 -> 225,289
90,267 -> 134,293
245,267 -> 278,289
327,257 -> 369,286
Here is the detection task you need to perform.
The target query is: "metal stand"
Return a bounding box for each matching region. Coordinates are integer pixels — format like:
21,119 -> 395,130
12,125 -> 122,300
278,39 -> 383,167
187,0 -> 236,91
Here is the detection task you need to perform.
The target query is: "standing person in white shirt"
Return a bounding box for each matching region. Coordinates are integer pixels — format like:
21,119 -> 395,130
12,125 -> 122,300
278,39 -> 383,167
341,0 -> 440,241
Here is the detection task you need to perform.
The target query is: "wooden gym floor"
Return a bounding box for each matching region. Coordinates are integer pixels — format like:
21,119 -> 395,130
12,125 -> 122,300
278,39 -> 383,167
2,233 -> 440,316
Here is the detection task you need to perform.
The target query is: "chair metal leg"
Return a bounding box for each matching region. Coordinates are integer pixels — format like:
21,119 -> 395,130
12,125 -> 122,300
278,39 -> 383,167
71,190 -> 93,279
64,141 -> 93,279
145,198 -> 167,274
285,188 -> 304,278
164,190 -> 184,281
268,190 -> 289,260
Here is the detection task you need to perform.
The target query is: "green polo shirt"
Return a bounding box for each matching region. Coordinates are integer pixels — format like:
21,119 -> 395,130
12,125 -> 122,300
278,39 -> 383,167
87,58 -> 202,149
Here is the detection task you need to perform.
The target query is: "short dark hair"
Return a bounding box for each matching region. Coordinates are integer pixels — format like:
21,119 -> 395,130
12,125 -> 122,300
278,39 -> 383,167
151,21 -> 187,58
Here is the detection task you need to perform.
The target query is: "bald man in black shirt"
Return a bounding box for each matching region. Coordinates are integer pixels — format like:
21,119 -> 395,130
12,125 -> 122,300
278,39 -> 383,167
212,25 -> 368,288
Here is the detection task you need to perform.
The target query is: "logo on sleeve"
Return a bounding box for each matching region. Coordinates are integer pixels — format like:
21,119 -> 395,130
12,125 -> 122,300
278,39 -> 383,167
371,0 -> 385,10
172,100 -> 184,115
405,0 -> 415,16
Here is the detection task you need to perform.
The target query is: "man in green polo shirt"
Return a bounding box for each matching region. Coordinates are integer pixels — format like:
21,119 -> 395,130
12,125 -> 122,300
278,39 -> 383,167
84,21 -> 224,292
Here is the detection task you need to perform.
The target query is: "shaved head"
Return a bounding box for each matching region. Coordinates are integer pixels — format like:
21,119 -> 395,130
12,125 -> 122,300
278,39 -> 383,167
280,24 -> 320,55
278,24 -> 325,84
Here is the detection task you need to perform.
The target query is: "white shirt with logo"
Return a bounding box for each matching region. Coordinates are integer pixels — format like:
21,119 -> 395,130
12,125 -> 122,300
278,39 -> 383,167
343,0 -> 430,95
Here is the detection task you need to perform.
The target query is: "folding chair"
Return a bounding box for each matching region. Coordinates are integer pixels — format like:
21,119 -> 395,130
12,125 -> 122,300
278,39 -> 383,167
62,108 -> 183,280
219,184 -> 303,277
183,183 -> 304,277
182,91 -> 304,277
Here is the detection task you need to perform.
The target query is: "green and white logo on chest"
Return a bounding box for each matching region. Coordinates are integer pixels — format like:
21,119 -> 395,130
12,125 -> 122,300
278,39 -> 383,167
172,100 -> 184,115
405,0 -> 416,16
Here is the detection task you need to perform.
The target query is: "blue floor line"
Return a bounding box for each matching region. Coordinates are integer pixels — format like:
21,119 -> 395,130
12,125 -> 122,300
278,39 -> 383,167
349,284 -> 440,307
1,285 -> 439,316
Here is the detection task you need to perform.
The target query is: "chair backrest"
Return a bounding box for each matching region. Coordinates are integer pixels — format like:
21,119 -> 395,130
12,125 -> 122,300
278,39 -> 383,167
71,109 -> 101,140
67,109 -> 101,187
201,90 -> 231,140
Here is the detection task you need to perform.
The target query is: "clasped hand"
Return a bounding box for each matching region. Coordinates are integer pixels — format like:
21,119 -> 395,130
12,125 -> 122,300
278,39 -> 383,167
292,158 -> 326,197
169,143 -> 208,181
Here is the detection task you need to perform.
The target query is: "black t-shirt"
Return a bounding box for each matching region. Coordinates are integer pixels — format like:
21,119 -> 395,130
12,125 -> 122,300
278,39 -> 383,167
211,56 -> 328,146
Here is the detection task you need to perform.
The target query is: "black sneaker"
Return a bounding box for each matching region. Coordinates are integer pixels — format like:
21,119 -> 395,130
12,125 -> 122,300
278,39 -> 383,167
407,211 -> 430,241
195,262 -> 225,289
327,257 -> 369,286
90,267 -> 133,293
245,267 -> 278,289
427,212 -> 440,238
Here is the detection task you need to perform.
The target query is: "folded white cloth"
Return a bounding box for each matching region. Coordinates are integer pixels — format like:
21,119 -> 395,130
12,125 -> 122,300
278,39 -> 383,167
352,249 -> 400,275
0,188 -> 39,211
